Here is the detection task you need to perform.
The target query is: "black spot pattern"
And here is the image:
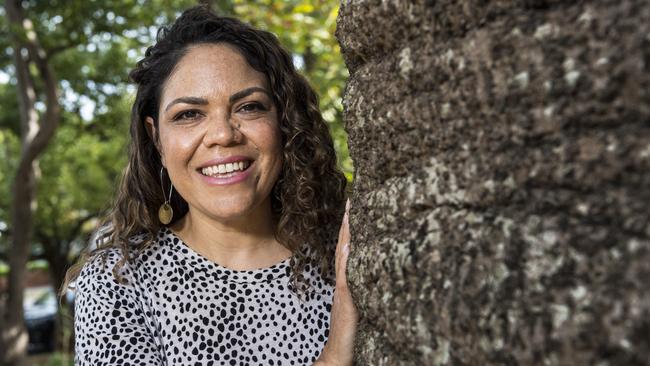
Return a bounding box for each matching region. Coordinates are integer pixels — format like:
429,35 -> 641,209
74,227 -> 334,365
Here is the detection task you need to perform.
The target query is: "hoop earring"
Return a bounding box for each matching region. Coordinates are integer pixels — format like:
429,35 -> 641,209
158,167 -> 174,225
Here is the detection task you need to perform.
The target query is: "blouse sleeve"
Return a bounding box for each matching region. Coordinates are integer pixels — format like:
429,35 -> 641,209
73,249 -> 164,366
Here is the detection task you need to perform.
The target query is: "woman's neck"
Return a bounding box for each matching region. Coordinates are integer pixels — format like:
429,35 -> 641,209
169,199 -> 292,270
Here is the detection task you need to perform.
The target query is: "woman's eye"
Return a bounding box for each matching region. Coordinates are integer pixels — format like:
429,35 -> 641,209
238,103 -> 266,113
173,110 -> 202,121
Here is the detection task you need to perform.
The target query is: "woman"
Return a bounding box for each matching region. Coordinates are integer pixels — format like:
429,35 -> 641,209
63,5 -> 357,365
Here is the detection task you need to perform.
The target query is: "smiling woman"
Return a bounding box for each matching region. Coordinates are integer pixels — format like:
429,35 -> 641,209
61,5 -> 357,366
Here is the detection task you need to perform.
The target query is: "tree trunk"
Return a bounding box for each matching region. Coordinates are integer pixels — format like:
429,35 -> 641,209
337,1 -> 650,365
2,1 -> 61,364
1,163 -> 36,366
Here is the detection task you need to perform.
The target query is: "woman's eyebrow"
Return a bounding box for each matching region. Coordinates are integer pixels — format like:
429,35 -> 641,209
164,87 -> 271,112
229,86 -> 271,103
164,96 -> 208,112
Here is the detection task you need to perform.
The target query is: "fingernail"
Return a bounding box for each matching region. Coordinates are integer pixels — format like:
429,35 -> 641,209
343,242 -> 350,255
345,198 -> 350,212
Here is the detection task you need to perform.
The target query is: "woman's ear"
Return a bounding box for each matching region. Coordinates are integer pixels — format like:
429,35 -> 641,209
145,116 -> 165,167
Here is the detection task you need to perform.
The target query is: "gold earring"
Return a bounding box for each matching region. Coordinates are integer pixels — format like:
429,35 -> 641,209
158,167 -> 174,225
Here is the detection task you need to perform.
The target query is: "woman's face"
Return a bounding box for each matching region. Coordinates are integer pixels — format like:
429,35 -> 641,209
148,43 -> 283,223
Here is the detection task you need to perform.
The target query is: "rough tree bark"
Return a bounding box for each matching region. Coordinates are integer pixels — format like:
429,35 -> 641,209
337,1 -> 649,365
1,1 -> 61,365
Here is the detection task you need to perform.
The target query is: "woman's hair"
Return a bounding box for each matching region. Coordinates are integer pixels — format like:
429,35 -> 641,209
61,5 -> 347,298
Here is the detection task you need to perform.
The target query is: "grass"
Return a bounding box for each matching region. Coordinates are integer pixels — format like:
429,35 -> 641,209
28,353 -> 73,366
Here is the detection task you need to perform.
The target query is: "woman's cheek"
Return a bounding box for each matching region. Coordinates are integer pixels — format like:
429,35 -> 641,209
162,128 -> 202,162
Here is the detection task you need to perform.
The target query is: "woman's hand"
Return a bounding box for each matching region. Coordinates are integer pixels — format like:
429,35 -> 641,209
315,198 -> 358,366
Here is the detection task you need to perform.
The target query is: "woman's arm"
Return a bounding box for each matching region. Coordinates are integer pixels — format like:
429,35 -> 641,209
315,199 -> 358,366
73,249 -> 164,366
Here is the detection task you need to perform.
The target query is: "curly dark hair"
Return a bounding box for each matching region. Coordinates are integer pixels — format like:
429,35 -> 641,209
62,5 -> 347,298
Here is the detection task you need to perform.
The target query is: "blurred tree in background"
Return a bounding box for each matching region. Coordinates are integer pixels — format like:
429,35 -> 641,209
0,1 -> 350,364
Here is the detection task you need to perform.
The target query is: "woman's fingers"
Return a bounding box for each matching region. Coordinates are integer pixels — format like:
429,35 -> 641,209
337,199 -> 350,246
317,198 -> 357,365
335,198 -> 351,277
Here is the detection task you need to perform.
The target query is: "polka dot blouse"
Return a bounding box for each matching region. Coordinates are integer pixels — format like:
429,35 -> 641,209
74,227 -> 335,365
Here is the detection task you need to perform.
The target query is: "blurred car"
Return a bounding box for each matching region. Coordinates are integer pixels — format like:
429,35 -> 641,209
23,285 -> 74,354
23,286 -> 74,354
24,286 -> 57,353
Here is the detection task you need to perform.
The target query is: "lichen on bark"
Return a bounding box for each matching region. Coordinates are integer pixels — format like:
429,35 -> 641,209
336,1 -> 650,365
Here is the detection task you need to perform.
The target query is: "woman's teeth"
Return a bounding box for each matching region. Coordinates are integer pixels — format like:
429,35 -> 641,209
201,161 -> 250,177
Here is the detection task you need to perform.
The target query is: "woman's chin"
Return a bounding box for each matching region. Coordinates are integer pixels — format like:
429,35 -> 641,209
191,202 -> 257,223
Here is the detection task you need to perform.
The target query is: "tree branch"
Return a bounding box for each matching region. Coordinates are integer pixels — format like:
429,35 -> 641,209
6,0 -> 61,168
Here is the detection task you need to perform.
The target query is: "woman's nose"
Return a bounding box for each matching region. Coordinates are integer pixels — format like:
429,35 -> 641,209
202,112 -> 242,147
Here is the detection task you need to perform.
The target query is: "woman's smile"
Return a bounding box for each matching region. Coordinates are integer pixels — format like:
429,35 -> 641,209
197,158 -> 255,185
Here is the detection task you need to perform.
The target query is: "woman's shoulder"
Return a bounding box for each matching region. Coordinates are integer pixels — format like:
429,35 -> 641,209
76,247 -> 134,293
75,229 -> 156,292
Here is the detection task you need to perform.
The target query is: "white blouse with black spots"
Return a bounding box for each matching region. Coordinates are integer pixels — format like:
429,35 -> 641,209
74,227 -> 335,366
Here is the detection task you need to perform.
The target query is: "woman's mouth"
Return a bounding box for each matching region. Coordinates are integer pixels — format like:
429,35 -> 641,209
197,160 -> 254,185
199,160 -> 252,177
